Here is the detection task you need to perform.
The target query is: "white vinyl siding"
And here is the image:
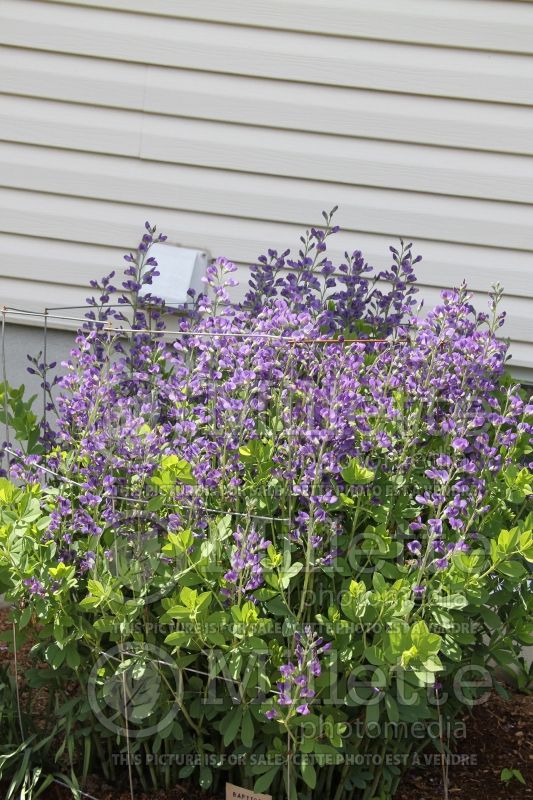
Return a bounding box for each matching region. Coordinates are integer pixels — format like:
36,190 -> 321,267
0,0 -> 532,376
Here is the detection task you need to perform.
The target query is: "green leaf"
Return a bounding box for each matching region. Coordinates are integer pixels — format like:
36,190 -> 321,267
18,606 -> 32,629
301,760 -> 317,789
341,458 -> 375,485
164,604 -> 192,621
179,765 -> 195,779
435,593 -> 468,610
163,455 -> 195,484
497,560 -> 527,580
501,767 -> 526,785
497,527 -> 520,553
365,699 -> 380,729
146,494 -> 165,512
206,631 -> 227,648
441,636 -> 462,662
241,709 -> 254,748
254,766 -> 280,794
199,765 -> 213,789
164,631 -> 191,648
422,656 -> 442,672
411,620 -> 441,655
87,579 -> 105,597
78,596 -> 100,610
0,478 -> 16,503
365,645 -> 385,666
504,467 -> 532,503
180,586 -> 198,608
431,609 -> 455,629
386,623 -> 410,657
519,529 -> 533,561
222,706 -> 243,747
45,642 -> 65,669
385,694 -> 399,723
196,591 -> 212,613
65,643 -> 81,670
167,528 -> 193,552
280,561 -> 303,589
512,769 -> 526,785
479,607 -> 501,630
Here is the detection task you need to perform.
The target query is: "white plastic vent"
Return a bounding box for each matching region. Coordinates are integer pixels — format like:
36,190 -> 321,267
139,242 -> 208,306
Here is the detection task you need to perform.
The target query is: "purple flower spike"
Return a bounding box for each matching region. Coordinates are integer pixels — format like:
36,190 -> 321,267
222,526 -> 270,601
12,219 -> 527,759
271,629 -> 331,715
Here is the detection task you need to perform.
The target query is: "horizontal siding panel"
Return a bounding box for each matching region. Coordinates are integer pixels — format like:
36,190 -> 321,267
1,143 -> 532,251
39,0 -> 533,56
0,233 -> 124,287
141,117 -> 533,204
4,96 -> 533,203
3,48 -> 533,157
0,47 -> 147,109
3,2 -> 533,104
505,343 -> 533,373
1,190 -> 532,301
0,277 -> 94,321
0,95 -> 142,156
144,72 -> 533,157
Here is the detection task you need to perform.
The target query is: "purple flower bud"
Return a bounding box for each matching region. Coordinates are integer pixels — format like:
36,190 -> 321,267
428,519 -> 443,536
280,663 -> 296,678
452,437 -> 469,451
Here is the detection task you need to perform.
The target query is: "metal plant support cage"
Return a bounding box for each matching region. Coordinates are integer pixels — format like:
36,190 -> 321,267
0,301 -> 405,800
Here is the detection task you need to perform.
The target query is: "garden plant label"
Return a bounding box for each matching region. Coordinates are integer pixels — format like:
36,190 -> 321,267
225,782 -> 272,800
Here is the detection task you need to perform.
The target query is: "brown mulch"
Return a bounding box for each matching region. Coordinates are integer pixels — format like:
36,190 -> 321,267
396,690 -> 533,800
1,607 -> 532,799
48,779 -> 212,800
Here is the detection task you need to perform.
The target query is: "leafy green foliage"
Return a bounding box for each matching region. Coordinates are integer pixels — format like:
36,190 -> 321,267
0,383 -> 41,455
0,222 -> 532,800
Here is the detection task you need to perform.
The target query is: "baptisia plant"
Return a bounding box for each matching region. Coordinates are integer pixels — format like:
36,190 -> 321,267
0,214 -> 531,800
